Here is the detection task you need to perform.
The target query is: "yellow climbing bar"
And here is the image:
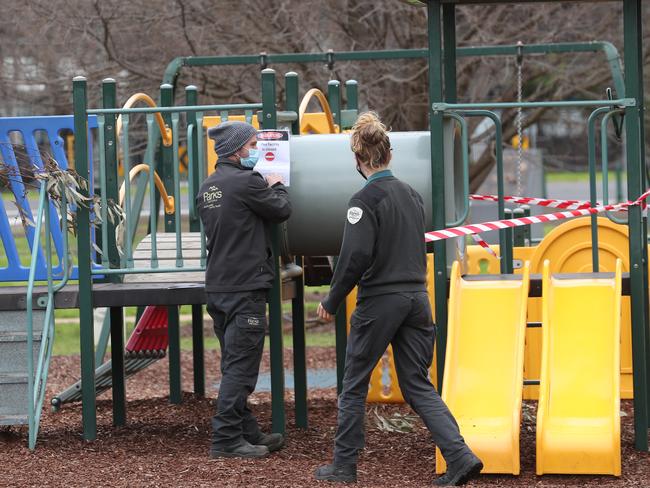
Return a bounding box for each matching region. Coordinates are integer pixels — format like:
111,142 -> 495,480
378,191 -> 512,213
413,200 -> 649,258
436,261 -> 530,475
119,163 -> 175,215
536,259 -> 622,476
298,88 -> 338,134
117,93 -> 173,147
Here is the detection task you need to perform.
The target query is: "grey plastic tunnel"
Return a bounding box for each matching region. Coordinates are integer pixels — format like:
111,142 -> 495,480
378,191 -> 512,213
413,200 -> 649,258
282,118 -> 465,260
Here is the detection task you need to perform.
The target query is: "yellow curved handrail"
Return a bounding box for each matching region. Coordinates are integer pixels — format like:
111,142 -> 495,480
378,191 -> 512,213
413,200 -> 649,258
119,163 -> 175,215
116,93 -> 173,147
298,88 -> 337,134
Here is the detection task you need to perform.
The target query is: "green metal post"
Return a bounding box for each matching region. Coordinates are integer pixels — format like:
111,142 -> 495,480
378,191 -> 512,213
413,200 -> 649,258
110,307 -> 126,425
186,85 -> 200,230
94,78 -> 120,366
72,76 -> 96,441
186,85 -> 205,397
623,0 -> 649,451
101,79 -> 127,423
262,68 -> 285,434
159,83 -> 183,402
285,71 -> 307,428
522,205 -> 531,245
168,305 -> 182,404
191,305 -> 205,397
513,208 -> 526,247
442,4 -> 457,103
160,84 -> 175,232
616,162 -> 623,202
504,208 -> 514,266
429,1 -> 448,388
292,255 -> 308,427
588,107 -> 612,272
345,80 -> 358,111
633,0 -> 650,418
327,80 -> 342,129
285,72 -> 300,135
102,79 -> 121,273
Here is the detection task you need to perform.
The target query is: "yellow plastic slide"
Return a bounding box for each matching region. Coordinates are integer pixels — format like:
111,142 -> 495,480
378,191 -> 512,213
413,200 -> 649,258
536,259 -> 622,475
436,261 -> 530,475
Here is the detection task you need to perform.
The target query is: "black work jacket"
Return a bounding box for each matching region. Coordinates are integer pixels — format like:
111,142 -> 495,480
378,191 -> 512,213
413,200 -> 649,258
196,160 -> 291,292
322,172 -> 427,314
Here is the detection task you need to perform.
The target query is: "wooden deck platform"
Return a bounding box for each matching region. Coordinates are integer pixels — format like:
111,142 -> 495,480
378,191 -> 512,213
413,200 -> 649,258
0,233 -> 302,310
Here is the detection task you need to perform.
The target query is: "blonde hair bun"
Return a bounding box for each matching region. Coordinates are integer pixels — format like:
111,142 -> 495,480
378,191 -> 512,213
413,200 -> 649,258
350,111 -> 391,170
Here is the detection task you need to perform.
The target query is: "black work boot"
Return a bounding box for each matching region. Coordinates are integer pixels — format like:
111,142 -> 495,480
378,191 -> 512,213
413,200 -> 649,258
314,463 -> 357,483
210,440 -> 270,459
433,453 -> 483,486
248,432 -> 285,452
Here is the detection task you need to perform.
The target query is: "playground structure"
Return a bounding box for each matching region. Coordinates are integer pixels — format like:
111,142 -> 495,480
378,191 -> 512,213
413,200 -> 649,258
0,0 -> 647,481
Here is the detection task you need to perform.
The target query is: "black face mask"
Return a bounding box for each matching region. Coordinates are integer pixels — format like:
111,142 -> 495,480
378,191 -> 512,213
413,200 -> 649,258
356,164 -> 367,180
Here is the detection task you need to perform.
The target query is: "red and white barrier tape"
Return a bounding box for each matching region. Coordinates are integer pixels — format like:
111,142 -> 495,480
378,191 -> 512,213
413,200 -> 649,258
425,189 -> 650,243
469,234 -> 500,258
469,193 -> 625,211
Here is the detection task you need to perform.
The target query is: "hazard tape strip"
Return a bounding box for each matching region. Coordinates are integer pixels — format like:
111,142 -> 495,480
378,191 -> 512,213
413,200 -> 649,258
469,193 -> 625,211
425,189 -> 650,243
470,233 -> 500,259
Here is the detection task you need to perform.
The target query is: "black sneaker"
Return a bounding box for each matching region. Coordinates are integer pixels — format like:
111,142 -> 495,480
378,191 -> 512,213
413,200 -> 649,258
314,463 -> 357,483
210,440 -> 270,459
433,453 -> 483,486
248,432 -> 284,452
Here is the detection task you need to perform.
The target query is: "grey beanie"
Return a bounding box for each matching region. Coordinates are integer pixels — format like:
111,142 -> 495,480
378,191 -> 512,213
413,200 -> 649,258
207,121 -> 257,159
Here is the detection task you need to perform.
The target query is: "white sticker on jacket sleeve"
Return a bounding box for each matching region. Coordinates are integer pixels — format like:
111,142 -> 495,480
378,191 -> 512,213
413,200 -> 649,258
347,206 -> 363,224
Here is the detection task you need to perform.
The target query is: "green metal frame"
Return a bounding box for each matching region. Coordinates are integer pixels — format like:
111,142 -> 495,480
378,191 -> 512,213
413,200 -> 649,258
428,1 -> 448,388
458,110 -> 510,273
162,42 -> 625,101
73,76 -> 97,441
261,68 -> 286,434
427,0 -> 648,452
599,109 -> 627,223
622,0 -> 649,452
285,71 -> 308,428
185,85 -> 206,398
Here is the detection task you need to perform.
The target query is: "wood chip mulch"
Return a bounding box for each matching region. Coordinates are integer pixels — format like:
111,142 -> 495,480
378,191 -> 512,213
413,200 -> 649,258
0,348 -> 648,487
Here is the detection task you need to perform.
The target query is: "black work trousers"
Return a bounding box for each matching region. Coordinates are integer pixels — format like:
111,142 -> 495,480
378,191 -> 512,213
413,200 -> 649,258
207,290 -> 267,448
334,291 -> 470,465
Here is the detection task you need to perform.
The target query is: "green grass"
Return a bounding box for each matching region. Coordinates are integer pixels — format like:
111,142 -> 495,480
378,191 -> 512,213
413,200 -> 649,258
51,285 -> 331,356
53,321 -> 335,357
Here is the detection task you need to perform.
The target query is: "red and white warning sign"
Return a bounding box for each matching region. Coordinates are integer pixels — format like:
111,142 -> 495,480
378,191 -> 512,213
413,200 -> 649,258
255,129 -> 291,186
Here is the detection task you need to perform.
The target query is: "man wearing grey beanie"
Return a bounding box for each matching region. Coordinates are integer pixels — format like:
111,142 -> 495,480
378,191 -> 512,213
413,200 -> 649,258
196,121 -> 291,459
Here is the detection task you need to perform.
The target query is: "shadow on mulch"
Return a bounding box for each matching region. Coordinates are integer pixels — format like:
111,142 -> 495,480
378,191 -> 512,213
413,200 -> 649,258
0,350 -> 648,487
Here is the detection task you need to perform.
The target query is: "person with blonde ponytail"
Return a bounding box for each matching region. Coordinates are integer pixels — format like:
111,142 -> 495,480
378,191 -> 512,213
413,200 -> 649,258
315,112 -> 482,486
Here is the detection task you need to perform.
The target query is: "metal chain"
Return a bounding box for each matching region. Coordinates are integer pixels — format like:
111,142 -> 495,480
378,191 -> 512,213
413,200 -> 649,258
516,47 -> 524,198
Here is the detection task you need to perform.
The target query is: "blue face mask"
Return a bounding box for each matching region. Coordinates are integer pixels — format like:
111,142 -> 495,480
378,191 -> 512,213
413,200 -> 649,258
240,148 -> 259,169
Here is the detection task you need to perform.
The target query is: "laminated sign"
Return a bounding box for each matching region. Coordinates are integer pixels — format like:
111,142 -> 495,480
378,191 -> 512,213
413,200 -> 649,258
255,129 -> 291,186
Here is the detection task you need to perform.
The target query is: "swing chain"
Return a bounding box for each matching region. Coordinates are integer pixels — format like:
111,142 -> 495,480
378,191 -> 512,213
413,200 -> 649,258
516,42 -> 524,198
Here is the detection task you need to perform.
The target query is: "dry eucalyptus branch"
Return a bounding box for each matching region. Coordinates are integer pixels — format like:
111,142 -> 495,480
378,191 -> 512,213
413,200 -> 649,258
0,147 -> 125,249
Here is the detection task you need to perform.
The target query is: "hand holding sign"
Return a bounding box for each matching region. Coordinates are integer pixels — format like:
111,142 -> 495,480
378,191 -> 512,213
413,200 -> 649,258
265,174 -> 285,186
255,129 -> 291,186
